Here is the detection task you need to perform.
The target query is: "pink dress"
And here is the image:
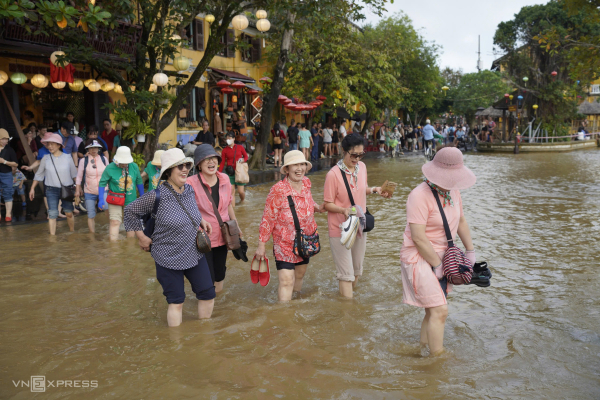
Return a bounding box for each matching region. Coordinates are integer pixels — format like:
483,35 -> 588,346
400,182 -> 464,308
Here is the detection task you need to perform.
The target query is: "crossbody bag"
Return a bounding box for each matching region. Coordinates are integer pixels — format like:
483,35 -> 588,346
106,168 -> 128,207
49,154 -> 76,202
200,180 -> 241,250
430,186 -> 473,285
224,145 -> 237,176
339,169 -> 374,232
287,195 -> 320,258
164,184 -> 211,253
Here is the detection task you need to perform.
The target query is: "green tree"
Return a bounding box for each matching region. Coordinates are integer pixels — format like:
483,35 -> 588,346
451,71 -> 511,125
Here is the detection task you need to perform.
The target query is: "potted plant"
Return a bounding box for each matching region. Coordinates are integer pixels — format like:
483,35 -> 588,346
114,109 -> 137,128
122,118 -> 155,143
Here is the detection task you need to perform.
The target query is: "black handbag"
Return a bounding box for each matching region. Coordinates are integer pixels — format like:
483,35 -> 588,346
142,187 -> 161,237
287,195 -> 320,258
340,169 -> 374,232
49,153 -> 76,202
224,145 -> 237,176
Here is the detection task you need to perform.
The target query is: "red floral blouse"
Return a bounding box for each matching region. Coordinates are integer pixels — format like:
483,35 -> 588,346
259,176 -> 319,263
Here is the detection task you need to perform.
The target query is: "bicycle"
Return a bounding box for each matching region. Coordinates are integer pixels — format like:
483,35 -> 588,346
424,139 -> 435,162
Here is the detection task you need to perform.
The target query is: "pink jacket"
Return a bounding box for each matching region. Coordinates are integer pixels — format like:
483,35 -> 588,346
76,154 -> 107,195
187,172 -> 233,247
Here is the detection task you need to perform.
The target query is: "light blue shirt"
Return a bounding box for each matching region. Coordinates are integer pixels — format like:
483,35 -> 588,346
456,129 -> 465,138
422,124 -> 436,141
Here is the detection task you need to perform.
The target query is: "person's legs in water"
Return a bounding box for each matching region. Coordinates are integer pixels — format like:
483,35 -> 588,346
237,184 -> 245,203
278,269 -> 295,302
420,305 -> 448,355
294,263 -> 308,292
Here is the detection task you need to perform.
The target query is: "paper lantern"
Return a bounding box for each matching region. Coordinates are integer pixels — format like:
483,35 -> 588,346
523,77 -> 529,83
52,81 -> 66,89
551,71 -> 558,77
442,86 -> 449,96
232,15 -> 249,31
84,78 -> 94,87
277,95 -> 289,104
509,95 -> 514,101
101,82 -> 115,92
114,84 -> 124,94
0,70 -> 7,85
231,81 -> 246,89
247,89 -> 258,95
284,98 -> 292,104
256,19 -> 271,32
10,72 -> 27,85
256,10 -> 267,19
153,73 -> 168,87
532,104 -> 538,110
217,79 -> 231,88
96,78 -> 108,86
221,87 -> 233,94
173,56 -> 190,71
69,79 -> 84,91
31,74 -> 47,88
205,14 -> 215,24
87,80 -> 101,92
50,51 -> 66,66
316,95 -> 326,101
149,84 -> 157,92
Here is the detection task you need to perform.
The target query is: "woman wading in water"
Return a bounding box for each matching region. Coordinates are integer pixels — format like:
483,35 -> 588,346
400,147 -> 476,356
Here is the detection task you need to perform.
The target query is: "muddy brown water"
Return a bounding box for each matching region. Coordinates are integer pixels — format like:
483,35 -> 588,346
2,152 -> 600,399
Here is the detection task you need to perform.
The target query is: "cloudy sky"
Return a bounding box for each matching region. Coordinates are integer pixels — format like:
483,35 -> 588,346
363,0 -> 546,73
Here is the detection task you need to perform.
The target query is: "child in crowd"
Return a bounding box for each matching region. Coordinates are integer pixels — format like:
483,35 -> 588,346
12,166 -> 26,206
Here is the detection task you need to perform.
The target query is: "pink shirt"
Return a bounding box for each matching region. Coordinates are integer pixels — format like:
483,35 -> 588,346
187,172 -> 232,247
400,182 -> 464,264
76,154 -> 107,195
323,162 -> 368,238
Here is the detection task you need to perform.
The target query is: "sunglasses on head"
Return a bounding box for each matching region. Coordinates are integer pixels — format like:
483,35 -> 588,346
348,152 -> 366,160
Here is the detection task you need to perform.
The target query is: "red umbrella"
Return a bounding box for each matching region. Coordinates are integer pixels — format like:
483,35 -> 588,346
316,95 -> 326,101
217,79 -> 231,88
231,81 -> 245,89
221,87 -> 233,94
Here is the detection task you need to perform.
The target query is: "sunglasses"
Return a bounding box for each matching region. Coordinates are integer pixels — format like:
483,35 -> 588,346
91,159 -> 96,169
348,152 -> 366,160
176,162 -> 193,171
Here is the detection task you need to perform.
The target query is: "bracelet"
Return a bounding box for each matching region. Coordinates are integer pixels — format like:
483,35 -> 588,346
371,186 -> 377,194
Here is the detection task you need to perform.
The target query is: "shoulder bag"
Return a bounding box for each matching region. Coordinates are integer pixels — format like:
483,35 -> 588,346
235,153 -> 249,184
224,145 -> 237,176
165,184 -> 211,253
106,168 -> 128,207
339,169 -> 374,232
287,195 -> 320,258
430,186 -> 473,285
273,130 -> 282,145
200,180 -> 241,250
142,187 -> 161,238
49,154 -> 76,202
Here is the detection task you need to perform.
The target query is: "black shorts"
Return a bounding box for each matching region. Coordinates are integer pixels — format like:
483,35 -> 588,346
205,244 -> 228,282
275,258 -> 309,270
155,257 -> 216,304
272,143 -> 283,150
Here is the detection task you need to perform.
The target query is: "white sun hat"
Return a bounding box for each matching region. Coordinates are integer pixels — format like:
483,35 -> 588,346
280,150 -> 312,174
160,148 -> 194,179
113,146 -> 134,164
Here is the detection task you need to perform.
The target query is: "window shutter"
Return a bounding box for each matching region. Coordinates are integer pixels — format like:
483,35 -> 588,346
195,19 -> 204,51
251,38 -> 261,62
226,29 -> 235,58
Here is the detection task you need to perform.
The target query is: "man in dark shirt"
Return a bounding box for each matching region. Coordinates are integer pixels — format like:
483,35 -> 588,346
192,120 -> 215,147
287,119 -> 299,151
311,122 -> 321,162
0,128 -> 18,221
77,125 -> 109,159
101,119 -> 118,153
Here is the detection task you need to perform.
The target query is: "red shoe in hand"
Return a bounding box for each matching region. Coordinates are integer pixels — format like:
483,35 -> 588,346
250,255 -> 260,284
259,257 -> 270,287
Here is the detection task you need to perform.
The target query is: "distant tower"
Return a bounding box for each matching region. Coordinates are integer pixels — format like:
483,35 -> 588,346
477,35 -> 482,72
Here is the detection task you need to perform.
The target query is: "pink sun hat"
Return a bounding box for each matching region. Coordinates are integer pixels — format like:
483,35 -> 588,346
422,147 -> 476,190
41,133 -> 64,146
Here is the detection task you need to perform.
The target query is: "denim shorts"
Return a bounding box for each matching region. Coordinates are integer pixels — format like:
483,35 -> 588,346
84,192 -> 99,219
45,186 -> 74,219
0,172 -> 14,203
155,256 -> 216,304
15,185 -> 25,196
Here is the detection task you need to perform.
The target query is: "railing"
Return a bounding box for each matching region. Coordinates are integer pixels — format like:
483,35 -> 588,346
2,19 -> 141,58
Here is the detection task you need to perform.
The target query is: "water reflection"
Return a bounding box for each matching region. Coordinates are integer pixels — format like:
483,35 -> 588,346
1,151 -> 600,398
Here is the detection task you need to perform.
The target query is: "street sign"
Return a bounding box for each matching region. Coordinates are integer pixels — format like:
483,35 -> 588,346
508,105 -> 517,112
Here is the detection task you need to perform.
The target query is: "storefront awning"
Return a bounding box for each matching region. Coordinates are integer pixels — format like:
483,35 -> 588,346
209,68 -> 255,83
245,83 -> 263,92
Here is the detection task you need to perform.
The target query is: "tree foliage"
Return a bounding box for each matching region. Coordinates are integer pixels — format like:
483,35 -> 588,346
450,71 -> 511,124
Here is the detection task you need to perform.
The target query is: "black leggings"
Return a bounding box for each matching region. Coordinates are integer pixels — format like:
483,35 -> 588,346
205,245 -> 228,282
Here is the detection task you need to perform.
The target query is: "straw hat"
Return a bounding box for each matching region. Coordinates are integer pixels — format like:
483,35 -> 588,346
422,147 -> 476,190
280,150 -> 312,174
0,128 -> 9,140
160,148 -> 193,179
150,150 -> 165,166
85,140 -> 103,149
113,146 -> 134,164
41,133 -> 64,146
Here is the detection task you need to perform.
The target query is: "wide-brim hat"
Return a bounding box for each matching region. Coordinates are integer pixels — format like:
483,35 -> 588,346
280,150 -> 312,174
160,148 -> 193,179
150,150 -> 165,166
194,144 -> 221,166
422,147 -> 476,190
113,146 -> 134,164
85,140 -> 103,149
0,128 -> 9,140
41,133 -> 64,146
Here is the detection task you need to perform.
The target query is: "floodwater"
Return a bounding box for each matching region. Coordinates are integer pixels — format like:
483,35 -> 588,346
2,151 -> 600,399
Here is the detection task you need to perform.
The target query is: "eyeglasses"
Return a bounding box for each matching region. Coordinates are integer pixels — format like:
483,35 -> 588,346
177,162 -> 193,171
348,152 -> 366,160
